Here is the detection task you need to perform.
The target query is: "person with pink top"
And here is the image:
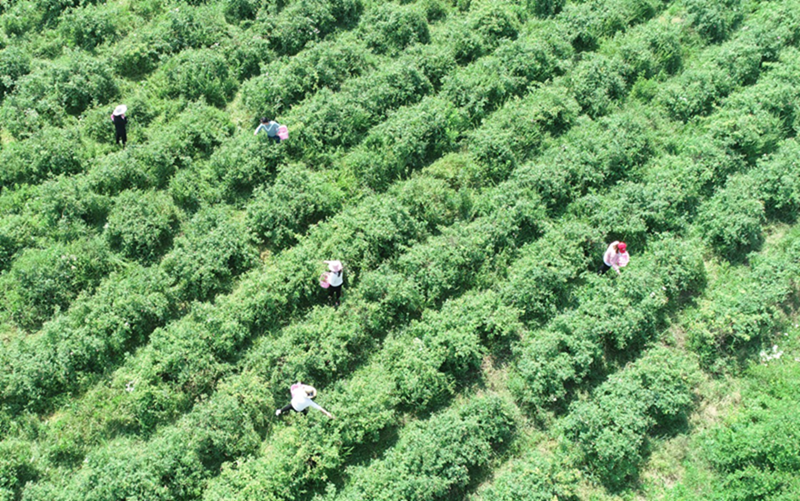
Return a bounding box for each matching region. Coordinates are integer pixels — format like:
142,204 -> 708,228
600,241 -> 629,275
321,260 -> 344,308
275,382 -> 334,419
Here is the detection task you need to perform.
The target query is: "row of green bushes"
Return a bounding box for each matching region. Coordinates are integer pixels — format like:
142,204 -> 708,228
3,0 -> 792,496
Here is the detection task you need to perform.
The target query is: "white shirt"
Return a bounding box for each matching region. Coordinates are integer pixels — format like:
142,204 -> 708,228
327,270 -> 343,287
290,383 -> 325,412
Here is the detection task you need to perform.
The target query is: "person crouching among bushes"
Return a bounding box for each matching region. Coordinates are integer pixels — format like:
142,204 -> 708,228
275,382 -> 334,419
600,241 -> 629,275
254,117 -> 281,143
320,260 -> 344,309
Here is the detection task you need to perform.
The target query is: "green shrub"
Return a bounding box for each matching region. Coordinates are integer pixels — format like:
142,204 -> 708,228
695,175 -> 765,261
203,365 -> 399,501
0,45 -> 30,99
161,206 -> 259,302
3,50 -> 117,122
558,2 -> 603,51
110,34 -> 161,79
156,48 -> 238,107
30,174 -> 110,239
347,96 -> 467,191
86,149 -> 155,195
0,213 -> 38,273
614,20 -> 683,82
104,189 -> 181,263
442,55 -> 527,124
391,174 -> 470,232
467,0 -> 522,51
515,108 -> 655,210
501,222 -> 597,325
509,246 -> 701,413
288,59 -> 433,156
0,440 -> 38,501
563,347 -> 699,490
496,26 -> 573,82
168,165 -> 221,213
359,2 -> 430,55
223,0 -> 278,23
657,66 -> 732,122
245,306 -> 373,399
247,163 -> 344,250
0,236 -> 112,330
218,29 -> 274,81
334,394 -> 515,501
467,85 -> 580,182
382,291 -> 519,412
700,362 -> 800,501
122,102 -> 234,189
685,0 -> 743,42
58,3 -> 123,51
752,138 -> 800,222
0,127 -> 84,186
568,53 -> 627,117
0,265 -> 175,412
261,0 -> 364,56
707,98 -> 786,166
528,0 -> 565,18
147,4 -> 229,54
477,451 -> 579,501
208,131 -> 285,200
686,230 -> 800,368
241,35 -> 373,118
404,42 -> 457,89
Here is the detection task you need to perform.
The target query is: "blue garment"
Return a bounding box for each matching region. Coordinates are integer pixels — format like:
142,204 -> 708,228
255,121 -> 280,137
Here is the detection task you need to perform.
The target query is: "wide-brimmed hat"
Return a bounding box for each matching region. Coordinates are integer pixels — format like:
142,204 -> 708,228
325,260 -> 343,272
113,104 -> 127,116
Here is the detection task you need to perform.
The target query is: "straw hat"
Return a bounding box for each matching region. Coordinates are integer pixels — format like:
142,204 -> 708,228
325,260 -> 343,272
113,104 -> 127,116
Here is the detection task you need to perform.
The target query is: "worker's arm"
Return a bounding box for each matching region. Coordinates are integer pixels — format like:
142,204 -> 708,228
307,400 -> 334,419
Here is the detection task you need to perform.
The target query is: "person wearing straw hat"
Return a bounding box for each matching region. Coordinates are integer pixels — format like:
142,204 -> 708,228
600,241 -> 629,275
275,382 -> 334,419
111,105 -> 128,146
254,117 -> 281,143
323,260 -> 344,308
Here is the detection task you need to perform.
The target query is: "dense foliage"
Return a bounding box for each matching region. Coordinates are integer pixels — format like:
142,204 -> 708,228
1,0 -> 799,499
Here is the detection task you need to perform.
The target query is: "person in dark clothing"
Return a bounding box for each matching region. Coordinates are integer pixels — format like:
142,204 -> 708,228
111,105 -> 128,146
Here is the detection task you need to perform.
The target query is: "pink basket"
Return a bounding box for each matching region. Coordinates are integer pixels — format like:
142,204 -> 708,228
277,125 -> 289,140
319,272 -> 330,288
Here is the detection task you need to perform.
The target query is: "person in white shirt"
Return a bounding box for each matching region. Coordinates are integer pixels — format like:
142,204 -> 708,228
600,241 -> 630,275
323,260 -> 344,308
275,382 -> 334,418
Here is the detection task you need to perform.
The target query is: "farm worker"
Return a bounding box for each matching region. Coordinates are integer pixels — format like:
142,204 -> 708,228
275,382 -> 334,419
111,104 -> 128,146
254,117 -> 281,143
322,260 -> 344,308
600,241 -> 629,275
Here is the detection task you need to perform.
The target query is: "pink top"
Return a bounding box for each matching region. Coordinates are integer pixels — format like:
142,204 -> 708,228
603,241 -> 630,273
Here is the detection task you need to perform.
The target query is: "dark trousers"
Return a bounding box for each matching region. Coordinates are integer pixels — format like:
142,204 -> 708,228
328,284 -> 342,306
115,130 -> 127,146
598,262 -> 611,274
268,135 -> 280,143
279,404 -> 307,415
